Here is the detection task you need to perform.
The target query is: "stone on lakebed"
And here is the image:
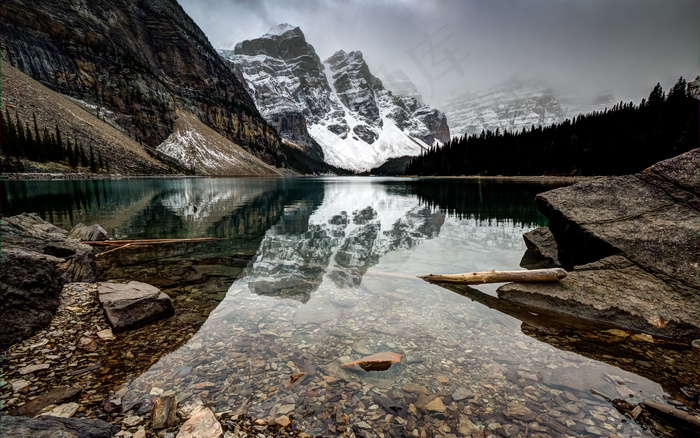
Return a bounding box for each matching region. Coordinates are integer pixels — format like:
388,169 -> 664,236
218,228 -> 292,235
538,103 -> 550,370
97,281 -> 174,331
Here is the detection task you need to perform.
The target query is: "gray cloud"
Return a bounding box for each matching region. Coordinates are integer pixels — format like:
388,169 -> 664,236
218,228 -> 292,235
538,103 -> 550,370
180,0 -> 699,105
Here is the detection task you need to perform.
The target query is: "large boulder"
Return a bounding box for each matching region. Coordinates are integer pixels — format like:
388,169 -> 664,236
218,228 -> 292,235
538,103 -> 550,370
499,149 -> 700,340
519,226 -> 560,269
97,281 -> 174,331
534,149 -> 699,288
0,415 -> 118,438
0,213 -> 98,350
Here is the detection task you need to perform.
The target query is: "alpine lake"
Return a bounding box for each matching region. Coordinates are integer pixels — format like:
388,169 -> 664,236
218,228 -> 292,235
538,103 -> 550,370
2,177 -> 698,437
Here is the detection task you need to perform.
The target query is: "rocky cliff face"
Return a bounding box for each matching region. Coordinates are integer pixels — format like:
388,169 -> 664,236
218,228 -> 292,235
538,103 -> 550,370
379,69 -> 424,103
220,24 -> 332,159
223,25 -> 450,171
0,0 -> 283,166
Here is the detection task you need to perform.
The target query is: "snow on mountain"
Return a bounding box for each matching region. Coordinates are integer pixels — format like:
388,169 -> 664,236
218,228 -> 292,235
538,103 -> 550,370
219,25 -> 450,171
157,111 -> 283,176
263,23 -> 298,37
441,82 -> 616,139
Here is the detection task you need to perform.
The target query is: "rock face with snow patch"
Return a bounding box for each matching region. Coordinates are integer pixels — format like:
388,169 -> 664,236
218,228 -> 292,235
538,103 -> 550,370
222,24 -> 450,171
156,111 -> 283,176
380,69 -> 424,103
1,0 -> 283,166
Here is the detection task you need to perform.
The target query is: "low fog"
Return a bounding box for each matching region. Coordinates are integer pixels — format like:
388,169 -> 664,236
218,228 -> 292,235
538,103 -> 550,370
179,0 -> 699,106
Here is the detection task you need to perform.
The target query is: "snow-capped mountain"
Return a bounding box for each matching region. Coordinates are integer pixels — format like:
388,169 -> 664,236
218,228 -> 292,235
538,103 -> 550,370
441,83 -> 615,139
220,24 -> 450,171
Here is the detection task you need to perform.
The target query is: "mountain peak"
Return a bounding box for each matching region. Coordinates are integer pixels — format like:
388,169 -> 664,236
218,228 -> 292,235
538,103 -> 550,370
228,25 -> 450,171
263,23 -> 301,38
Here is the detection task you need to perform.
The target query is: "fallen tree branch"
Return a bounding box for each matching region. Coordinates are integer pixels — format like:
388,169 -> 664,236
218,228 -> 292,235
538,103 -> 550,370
419,268 -> 567,285
95,243 -> 132,257
642,399 -> 700,428
85,237 -> 226,246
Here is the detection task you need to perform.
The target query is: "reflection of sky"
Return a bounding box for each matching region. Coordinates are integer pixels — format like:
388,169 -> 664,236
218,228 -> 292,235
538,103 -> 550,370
120,178 -> 666,436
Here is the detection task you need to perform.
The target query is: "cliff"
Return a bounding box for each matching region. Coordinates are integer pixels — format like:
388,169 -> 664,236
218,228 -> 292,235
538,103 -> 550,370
0,0 -> 284,167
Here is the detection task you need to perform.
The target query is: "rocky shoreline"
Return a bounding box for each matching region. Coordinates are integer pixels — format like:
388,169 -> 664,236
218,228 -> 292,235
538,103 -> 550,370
497,148 -> 700,342
0,282 -> 301,438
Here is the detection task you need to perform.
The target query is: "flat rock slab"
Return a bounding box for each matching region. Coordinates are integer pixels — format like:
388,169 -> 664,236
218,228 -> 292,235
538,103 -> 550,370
0,415 -> 118,438
175,407 -> 222,438
499,255 -> 700,339
98,281 -> 174,331
11,385 -> 82,417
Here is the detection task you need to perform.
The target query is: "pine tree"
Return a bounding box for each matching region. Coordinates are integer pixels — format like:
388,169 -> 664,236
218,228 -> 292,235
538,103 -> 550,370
32,113 -> 45,161
25,122 -> 36,160
89,145 -> 97,172
79,143 -> 88,167
55,125 -> 65,161
648,83 -> 665,106
16,112 -> 26,156
668,76 -> 687,101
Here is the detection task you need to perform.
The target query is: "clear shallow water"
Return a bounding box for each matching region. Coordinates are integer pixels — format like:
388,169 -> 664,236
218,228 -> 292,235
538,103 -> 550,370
3,177 -> 694,436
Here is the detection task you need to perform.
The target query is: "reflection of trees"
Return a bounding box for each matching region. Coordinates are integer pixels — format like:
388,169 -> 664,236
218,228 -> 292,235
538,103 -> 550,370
404,179 -> 566,227
1,179 -> 162,231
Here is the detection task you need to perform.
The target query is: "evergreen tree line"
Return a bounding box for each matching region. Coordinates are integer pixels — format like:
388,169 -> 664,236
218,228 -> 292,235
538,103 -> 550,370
1,109 -> 109,173
406,77 -> 699,176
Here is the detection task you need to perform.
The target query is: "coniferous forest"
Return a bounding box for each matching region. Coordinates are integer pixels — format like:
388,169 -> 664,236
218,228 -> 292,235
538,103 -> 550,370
1,109 -> 109,173
406,78 -> 699,176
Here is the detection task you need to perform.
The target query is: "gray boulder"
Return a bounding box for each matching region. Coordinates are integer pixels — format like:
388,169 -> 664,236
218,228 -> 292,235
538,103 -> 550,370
0,415 -> 118,438
98,281 -> 174,331
535,149 -> 699,288
500,149 -> 700,340
0,213 -> 98,350
520,227 -> 560,268
67,223 -> 109,241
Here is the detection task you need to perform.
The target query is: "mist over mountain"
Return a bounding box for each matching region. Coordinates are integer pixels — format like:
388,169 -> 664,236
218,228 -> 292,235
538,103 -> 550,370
181,0 -> 699,109
441,82 -> 617,139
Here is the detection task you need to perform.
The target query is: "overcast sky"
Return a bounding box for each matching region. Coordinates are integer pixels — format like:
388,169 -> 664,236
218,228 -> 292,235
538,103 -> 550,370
179,0 -> 699,105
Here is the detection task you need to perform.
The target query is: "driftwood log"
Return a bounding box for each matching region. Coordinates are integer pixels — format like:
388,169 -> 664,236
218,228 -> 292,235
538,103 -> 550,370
642,399 -> 700,428
419,268 -> 567,285
85,237 -> 226,246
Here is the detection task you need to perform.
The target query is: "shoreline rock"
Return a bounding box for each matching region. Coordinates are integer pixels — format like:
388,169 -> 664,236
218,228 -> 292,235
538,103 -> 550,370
98,282 -> 175,331
0,213 -> 99,350
0,415 -> 118,438
499,149 -> 700,340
